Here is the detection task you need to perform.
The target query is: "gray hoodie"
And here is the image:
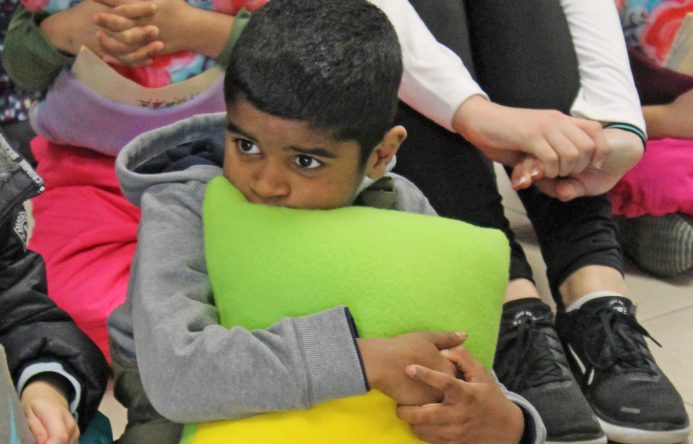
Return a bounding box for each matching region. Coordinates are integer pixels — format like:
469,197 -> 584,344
108,112 -> 545,442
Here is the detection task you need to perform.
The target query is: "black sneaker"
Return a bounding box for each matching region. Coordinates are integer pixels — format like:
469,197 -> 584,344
556,296 -> 691,444
494,298 -> 607,444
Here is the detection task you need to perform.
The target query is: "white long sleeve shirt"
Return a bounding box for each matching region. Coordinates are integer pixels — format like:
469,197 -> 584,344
370,0 -> 646,135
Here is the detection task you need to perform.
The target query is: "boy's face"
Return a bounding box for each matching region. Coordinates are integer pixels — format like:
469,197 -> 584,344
223,98 -> 404,209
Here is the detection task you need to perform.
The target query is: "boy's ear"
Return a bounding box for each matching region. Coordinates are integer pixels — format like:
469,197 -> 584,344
365,125 -> 407,180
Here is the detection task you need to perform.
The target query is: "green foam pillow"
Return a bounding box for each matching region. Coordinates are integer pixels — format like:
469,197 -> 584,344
181,176 -> 509,444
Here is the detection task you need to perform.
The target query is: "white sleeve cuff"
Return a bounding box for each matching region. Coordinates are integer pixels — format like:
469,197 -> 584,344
16,363 -> 82,420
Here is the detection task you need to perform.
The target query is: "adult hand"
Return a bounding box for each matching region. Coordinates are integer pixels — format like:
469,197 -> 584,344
21,379 -> 79,444
453,95 -> 606,179
358,332 -> 465,406
397,346 -> 525,444
524,127 -> 643,201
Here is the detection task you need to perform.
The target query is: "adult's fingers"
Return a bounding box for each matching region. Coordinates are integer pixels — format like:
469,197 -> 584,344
511,156 -> 542,190
529,138 -> 559,179
546,127 -> 581,177
552,177 -> 588,202
572,118 -> 608,169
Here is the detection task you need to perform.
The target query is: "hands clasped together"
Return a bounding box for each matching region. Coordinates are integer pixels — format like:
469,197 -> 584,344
453,95 -> 645,202
359,332 -> 525,444
40,0 -> 234,66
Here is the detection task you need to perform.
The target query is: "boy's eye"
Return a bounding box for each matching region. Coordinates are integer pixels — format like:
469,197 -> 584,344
294,155 -> 322,169
236,139 -> 260,154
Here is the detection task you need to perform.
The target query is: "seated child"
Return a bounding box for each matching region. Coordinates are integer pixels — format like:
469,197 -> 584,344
0,137 -> 110,443
107,1 -> 545,443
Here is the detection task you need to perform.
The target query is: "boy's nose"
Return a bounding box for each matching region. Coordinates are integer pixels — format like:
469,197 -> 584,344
250,163 -> 290,203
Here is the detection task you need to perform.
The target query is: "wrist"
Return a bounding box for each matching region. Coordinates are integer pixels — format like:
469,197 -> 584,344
185,8 -> 233,58
39,11 -> 78,55
506,402 -> 526,444
356,338 -> 386,391
20,378 -> 71,408
451,94 -> 492,140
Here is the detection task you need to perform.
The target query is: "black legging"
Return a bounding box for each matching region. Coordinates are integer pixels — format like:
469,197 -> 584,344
393,0 -> 622,308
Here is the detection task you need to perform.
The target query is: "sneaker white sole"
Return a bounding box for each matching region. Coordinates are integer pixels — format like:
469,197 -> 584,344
545,437 -> 607,444
599,419 -> 691,444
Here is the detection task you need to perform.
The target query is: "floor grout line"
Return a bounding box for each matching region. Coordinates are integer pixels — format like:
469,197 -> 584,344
639,304 -> 693,324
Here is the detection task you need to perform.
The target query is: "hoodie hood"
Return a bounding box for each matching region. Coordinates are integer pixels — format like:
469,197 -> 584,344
116,112 -> 227,207
116,111 -> 397,207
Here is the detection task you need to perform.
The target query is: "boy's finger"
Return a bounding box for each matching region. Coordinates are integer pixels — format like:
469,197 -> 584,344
426,331 -> 466,350
396,403 -> 444,426
405,365 -> 464,399
443,347 -> 490,384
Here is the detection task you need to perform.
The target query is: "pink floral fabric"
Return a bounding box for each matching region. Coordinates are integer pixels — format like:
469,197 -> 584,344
618,0 -> 693,65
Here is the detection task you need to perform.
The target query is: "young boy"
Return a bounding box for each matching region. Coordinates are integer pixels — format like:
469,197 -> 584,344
0,136 -> 109,444
107,1 -> 545,443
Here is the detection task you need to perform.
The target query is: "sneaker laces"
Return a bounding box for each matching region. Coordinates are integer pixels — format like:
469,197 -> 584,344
497,315 -> 569,390
579,307 -> 661,378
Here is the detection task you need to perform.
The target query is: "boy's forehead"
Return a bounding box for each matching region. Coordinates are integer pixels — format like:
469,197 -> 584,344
226,100 -> 359,151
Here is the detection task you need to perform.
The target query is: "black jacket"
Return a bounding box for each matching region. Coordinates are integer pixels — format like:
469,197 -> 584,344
0,136 -> 109,429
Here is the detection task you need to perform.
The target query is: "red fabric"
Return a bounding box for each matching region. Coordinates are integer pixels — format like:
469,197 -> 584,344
610,137 -> 693,217
28,137 -> 140,361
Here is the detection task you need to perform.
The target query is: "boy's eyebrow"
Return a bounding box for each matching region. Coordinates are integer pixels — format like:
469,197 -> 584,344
288,146 -> 338,159
226,120 -> 256,140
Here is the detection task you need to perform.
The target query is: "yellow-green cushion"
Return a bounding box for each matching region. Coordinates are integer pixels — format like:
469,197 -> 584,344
180,176 -> 509,444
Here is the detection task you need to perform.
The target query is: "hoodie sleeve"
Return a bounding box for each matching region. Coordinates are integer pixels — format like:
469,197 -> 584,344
500,384 -> 547,444
1,5 -> 72,93
0,206 -> 109,431
130,180 -> 367,422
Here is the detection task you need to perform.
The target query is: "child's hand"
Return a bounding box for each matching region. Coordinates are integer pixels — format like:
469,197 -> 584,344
92,0 -> 164,66
358,332 -> 464,406
20,378 -> 79,444
95,0 -> 234,59
396,347 -> 525,444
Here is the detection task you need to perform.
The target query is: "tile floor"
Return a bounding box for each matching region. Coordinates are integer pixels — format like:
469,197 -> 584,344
97,167 -> 693,442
